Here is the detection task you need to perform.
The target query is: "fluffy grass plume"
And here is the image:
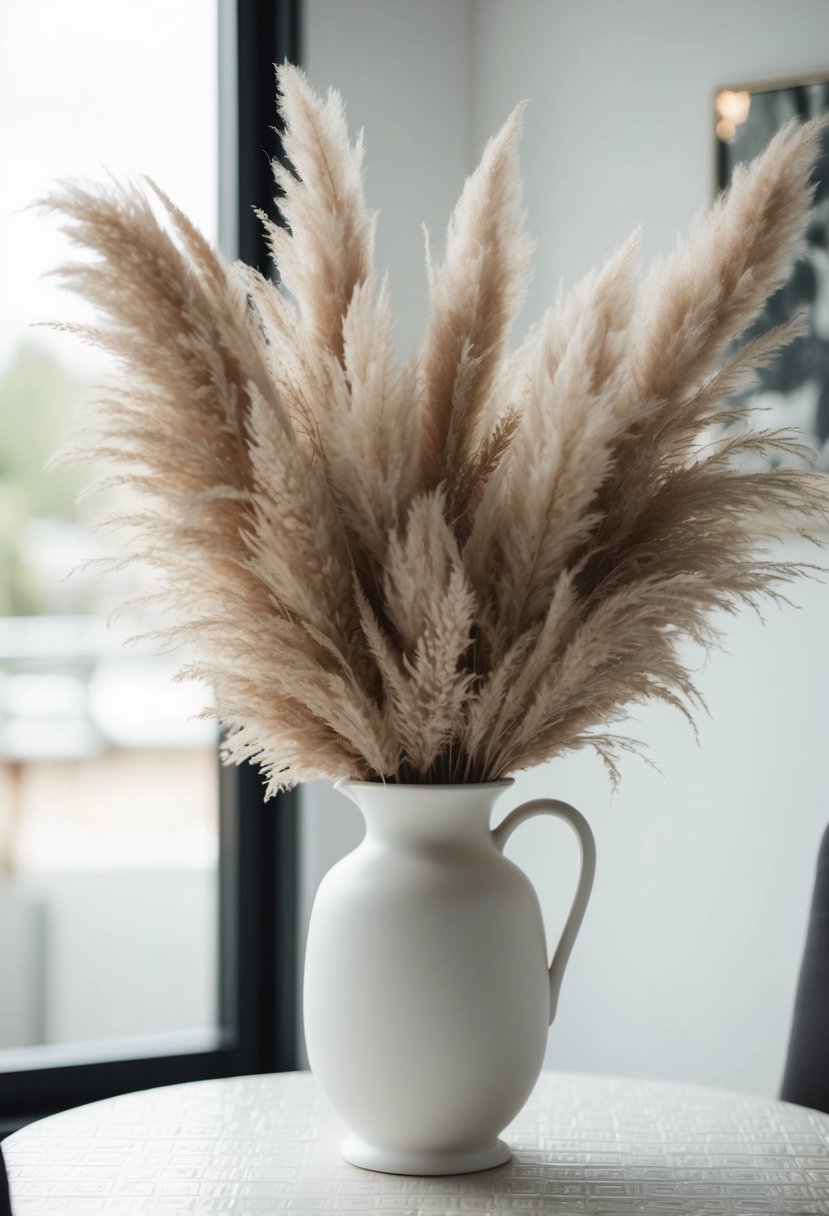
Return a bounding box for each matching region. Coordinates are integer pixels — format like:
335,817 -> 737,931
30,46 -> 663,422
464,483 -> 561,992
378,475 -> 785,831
44,65 -> 829,793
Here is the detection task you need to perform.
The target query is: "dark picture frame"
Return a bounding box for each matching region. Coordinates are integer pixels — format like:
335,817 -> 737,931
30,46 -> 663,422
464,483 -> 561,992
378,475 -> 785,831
716,72 -> 829,468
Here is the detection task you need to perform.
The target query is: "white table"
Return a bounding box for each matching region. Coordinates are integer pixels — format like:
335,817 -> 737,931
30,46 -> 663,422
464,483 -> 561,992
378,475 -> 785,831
5,1070 -> 829,1214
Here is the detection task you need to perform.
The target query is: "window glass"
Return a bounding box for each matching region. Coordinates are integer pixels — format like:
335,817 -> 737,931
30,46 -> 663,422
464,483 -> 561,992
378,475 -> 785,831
0,0 -> 219,1051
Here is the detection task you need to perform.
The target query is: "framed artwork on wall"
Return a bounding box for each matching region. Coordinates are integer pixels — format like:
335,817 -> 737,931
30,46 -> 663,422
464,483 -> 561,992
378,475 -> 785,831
716,74 -> 829,468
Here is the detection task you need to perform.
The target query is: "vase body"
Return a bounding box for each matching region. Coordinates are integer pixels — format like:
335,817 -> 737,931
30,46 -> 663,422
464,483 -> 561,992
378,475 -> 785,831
303,780 -> 594,1175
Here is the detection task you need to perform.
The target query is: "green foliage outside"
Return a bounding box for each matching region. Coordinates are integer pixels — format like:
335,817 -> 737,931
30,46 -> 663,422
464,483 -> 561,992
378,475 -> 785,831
0,342 -> 90,614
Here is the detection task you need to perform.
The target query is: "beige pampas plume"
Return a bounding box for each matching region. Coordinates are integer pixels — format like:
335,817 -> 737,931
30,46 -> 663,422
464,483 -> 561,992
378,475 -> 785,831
44,64 -> 829,791
419,102 -> 533,520
264,65 -> 376,367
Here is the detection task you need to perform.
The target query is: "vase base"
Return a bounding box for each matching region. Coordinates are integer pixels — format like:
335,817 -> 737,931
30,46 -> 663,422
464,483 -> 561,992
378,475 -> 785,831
341,1134 -> 512,1175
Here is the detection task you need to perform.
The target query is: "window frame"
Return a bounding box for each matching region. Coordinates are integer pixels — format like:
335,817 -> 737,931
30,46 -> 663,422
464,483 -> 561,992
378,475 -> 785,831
0,0 -> 303,1136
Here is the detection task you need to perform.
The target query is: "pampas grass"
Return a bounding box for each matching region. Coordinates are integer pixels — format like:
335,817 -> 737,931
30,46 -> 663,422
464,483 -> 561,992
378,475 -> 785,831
44,65 -> 829,794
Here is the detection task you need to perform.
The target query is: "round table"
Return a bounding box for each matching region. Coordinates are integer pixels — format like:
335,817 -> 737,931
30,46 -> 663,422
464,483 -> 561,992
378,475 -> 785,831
4,1070 -> 829,1214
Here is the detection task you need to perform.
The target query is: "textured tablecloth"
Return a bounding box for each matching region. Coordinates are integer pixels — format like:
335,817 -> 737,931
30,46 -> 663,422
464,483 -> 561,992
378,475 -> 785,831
5,1069 -> 829,1214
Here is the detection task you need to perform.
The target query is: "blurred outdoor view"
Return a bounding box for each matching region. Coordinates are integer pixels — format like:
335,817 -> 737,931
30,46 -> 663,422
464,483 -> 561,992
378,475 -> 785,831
0,0 -> 220,1050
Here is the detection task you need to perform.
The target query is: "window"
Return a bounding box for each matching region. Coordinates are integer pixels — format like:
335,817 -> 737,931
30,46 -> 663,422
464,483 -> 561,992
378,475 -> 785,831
0,0 -> 301,1134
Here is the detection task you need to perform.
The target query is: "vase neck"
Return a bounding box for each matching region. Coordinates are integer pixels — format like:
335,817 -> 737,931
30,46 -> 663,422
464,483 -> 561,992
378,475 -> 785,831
335,782 -> 511,848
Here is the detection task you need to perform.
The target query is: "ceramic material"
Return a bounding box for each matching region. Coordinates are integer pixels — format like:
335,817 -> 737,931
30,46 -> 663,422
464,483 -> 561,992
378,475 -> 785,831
303,780 -> 596,1176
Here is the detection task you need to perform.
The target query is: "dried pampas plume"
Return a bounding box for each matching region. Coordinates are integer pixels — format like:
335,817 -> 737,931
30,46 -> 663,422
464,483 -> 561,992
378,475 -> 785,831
44,65 -> 829,794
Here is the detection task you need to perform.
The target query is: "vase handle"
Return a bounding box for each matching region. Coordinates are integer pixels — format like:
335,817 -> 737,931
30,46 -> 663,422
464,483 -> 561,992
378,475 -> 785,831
493,798 -> 596,1026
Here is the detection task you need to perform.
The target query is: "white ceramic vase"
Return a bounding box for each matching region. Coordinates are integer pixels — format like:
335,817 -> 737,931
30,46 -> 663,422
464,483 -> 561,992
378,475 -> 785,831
303,779 -> 596,1176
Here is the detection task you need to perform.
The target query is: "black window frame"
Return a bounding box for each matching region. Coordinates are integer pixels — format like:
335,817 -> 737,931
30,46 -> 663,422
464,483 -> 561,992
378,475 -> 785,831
0,0 -> 303,1137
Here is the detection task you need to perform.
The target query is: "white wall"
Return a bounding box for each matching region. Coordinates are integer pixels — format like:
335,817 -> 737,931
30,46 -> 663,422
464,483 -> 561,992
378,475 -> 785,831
472,0 -> 829,332
304,0 -> 474,352
300,0 -> 829,1097
501,544 -> 829,1097
470,0 -> 829,1096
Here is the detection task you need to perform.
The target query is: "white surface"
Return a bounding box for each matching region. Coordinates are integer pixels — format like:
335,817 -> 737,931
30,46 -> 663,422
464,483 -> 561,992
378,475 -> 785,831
304,782 -> 560,1173
301,1 -> 829,1098
6,1070 -> 829,1213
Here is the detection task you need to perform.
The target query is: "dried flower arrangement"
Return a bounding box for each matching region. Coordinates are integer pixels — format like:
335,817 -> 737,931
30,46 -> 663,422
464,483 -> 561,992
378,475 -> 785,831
45,66 -> 828,794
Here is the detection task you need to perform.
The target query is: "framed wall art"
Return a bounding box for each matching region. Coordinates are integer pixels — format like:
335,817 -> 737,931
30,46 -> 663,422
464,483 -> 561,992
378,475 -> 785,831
716,74 -> 829,468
